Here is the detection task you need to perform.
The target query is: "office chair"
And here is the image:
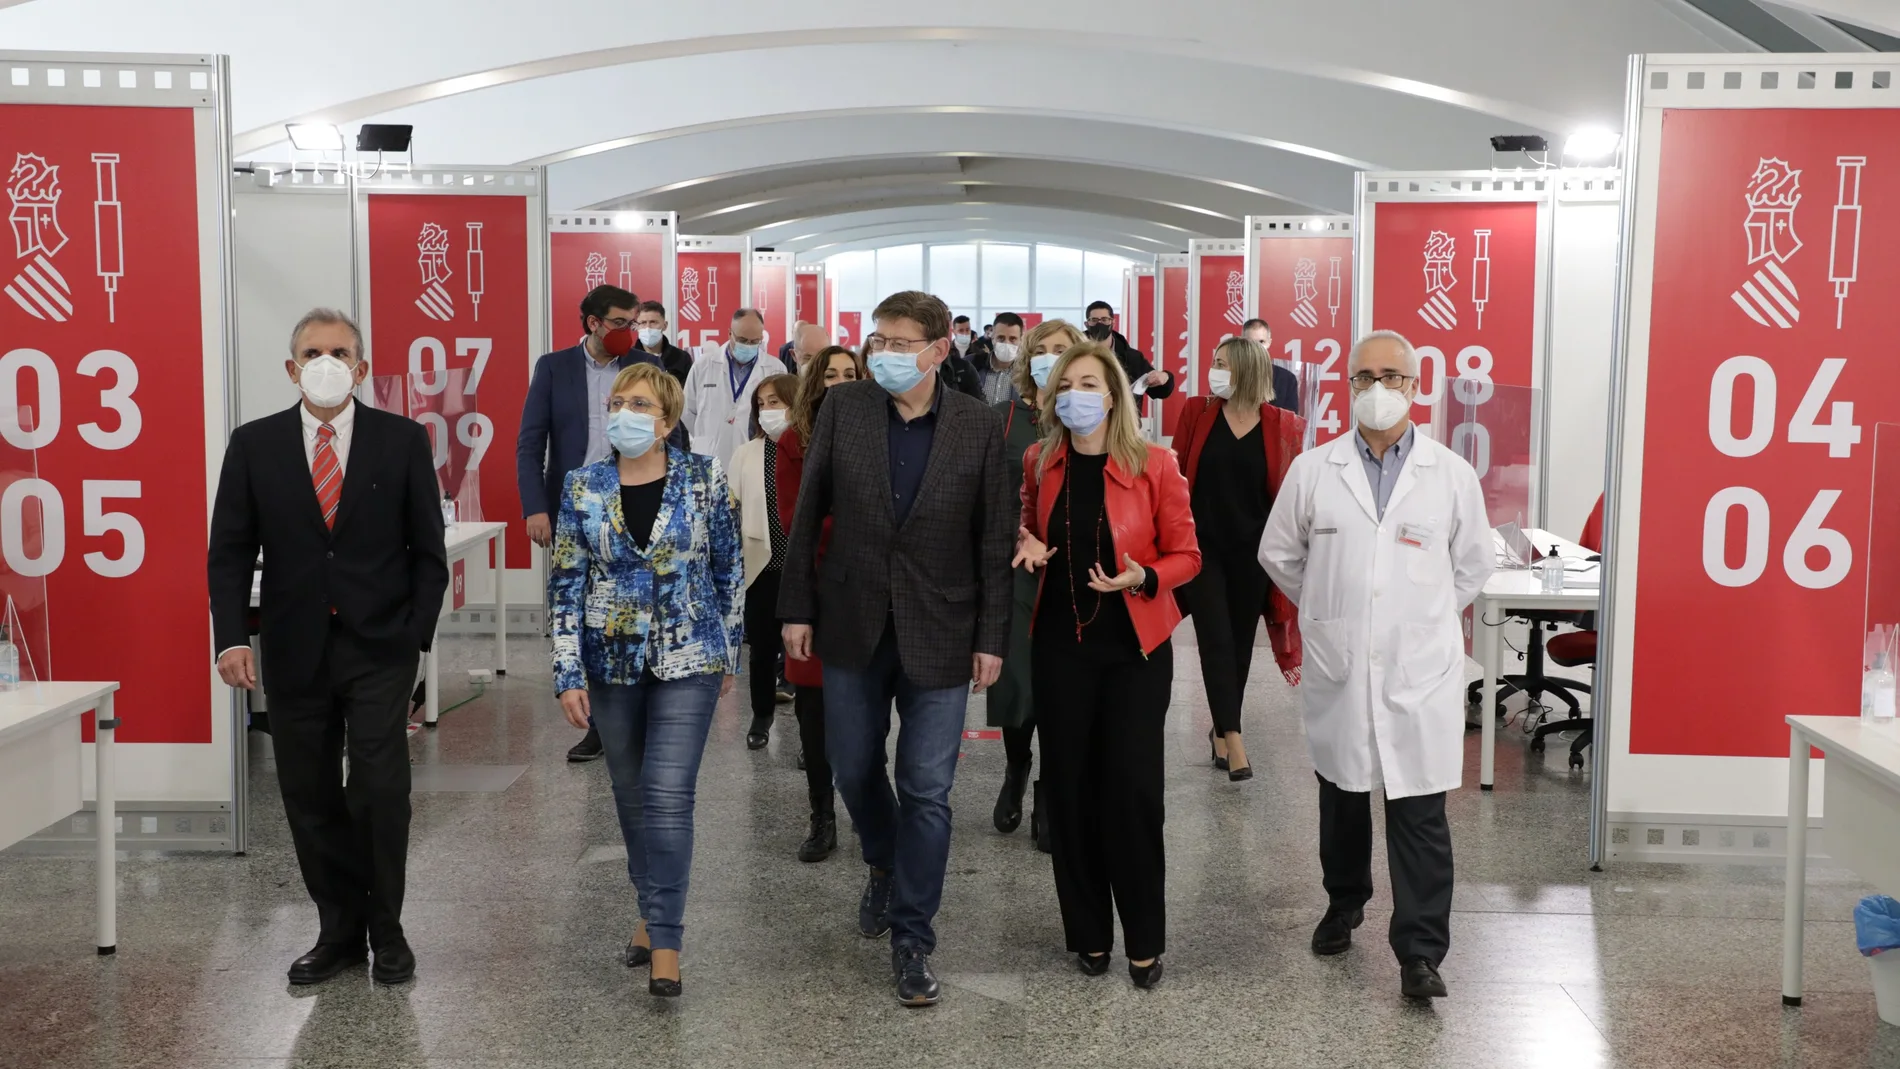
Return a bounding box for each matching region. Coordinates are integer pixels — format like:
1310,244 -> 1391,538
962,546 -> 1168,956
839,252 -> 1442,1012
1527,496 -> 1603,770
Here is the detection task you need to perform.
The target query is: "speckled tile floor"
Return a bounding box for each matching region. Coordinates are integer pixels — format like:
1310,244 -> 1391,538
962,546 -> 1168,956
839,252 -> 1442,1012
3,630 -> 1897,1069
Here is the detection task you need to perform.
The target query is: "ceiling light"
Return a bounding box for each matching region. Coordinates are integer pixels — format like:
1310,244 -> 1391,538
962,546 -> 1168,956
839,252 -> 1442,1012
285,123 -> 343,151
1564,127 -> 1621,162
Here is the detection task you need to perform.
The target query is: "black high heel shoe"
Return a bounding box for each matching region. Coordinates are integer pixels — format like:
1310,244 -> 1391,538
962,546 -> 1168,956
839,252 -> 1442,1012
1208,729 -> 1228,772
1076,952 -> 1111,976
648,975 -> 682,997
1129,958 -> 1164,989
624,938 -> 651,968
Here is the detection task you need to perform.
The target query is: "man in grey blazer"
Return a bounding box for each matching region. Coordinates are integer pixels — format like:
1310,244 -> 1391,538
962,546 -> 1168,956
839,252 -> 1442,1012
780,290 -> 1014,1007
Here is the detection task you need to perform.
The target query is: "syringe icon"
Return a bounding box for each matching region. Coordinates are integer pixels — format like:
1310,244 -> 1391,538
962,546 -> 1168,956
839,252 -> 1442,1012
708,266 -> 720,314
1829,156 -> 1865,330
91,153 -> 124,323
465,222 -> 485,322
1326,256 -> 1342,326
618,251 -> 633,292
1471,229 -> 1492,330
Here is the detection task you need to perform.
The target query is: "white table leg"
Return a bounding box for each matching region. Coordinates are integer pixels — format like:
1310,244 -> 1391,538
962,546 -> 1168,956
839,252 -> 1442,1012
95,693 -> 116,955
423,629 -> 440,726
494,531 -> 507,676
1782,725 -> 1810,1006
1480,598 -> 1500,791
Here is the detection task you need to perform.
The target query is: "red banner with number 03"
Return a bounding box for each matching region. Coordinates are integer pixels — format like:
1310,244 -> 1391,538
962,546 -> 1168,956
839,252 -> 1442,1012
1255,235 -> 1354,445
1632,109 -> 1900,757
0,104 -> 210,742
365,193 -> 530,571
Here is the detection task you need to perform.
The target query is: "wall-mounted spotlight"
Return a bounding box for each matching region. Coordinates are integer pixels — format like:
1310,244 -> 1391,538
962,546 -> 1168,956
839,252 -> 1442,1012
355,123 -> 413,153
285,123 -> 343,151
1489,134 -> 1550,154
1563,127 -> 1622,162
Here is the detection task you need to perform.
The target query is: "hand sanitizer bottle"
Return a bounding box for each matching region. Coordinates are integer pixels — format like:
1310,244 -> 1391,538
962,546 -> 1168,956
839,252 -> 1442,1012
1862,627 -> 1896,721
0,622 -> 17,692
441,493 -> 456,528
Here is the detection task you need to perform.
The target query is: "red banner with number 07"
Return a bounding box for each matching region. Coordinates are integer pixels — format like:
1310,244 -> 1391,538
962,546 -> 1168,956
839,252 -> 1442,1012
1631,108 -> 1900,757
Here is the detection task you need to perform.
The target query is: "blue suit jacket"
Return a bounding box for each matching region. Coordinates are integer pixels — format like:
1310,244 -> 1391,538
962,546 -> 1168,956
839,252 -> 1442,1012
516,345 -> 687,518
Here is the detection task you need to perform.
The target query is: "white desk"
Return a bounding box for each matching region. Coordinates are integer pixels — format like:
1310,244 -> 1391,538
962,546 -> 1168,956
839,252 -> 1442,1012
0,681 -> 122,953
1781,714 -> 1900,1006
247,520 -> 509,726
1474,528 -> 1601,789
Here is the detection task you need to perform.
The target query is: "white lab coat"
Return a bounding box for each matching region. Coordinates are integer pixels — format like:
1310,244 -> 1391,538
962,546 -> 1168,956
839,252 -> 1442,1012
1257,430 -> 1494,799
681,346 -> 787,469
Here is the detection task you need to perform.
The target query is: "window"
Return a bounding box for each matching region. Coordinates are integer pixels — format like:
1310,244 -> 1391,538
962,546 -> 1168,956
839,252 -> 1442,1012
1083,252 -> 1126,313
831,250 -> 875,312
928,245 -> 977,308
1034,244 -> 1083,309
982,244 -> 1030,310
824,242 -> 1133,335
875,244 -> 923,297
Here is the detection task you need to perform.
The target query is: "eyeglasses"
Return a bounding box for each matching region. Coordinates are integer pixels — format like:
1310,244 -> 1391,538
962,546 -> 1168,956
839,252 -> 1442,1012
608,396 -> 663,414
877,336 -> 935,355
297,348 -> 361,365
1085,316 -> 1113,326
1349,372 -> 1416,391
598,316 -> 634,330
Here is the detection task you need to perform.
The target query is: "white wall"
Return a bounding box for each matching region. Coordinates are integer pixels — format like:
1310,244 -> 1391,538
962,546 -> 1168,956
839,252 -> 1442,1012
231,173 -> 355,425
1544,198 -> 1620,540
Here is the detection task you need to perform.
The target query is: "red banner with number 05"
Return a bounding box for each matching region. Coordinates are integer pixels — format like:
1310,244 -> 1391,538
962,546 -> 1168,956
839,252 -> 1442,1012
1632,109 -> 1900,756
365,193 -> 530,570
0,104 -> 211,742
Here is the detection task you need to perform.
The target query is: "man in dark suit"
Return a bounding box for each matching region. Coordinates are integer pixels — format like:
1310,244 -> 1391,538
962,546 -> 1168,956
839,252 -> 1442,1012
632,299 -> 696,384
208,308 -> 448,986
1084,301 -> 1174,415
780,290 -> 1014,1008
518,285 -> 685,762
1242,318 -> 1303,415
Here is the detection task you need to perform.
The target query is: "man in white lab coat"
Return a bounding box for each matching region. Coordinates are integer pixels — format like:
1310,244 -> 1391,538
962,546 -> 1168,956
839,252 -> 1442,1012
1258,329 -> 1494,1002
681,306 -> 788,467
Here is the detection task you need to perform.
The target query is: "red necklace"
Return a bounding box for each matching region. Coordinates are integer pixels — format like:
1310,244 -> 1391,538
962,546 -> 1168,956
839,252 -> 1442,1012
1062,458 -> 1106,641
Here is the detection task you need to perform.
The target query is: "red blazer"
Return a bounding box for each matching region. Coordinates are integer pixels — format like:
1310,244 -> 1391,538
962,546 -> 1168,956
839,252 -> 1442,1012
774,430 -> 829,688
1020,439 -> 1201,656
1172,396 -> 1306,685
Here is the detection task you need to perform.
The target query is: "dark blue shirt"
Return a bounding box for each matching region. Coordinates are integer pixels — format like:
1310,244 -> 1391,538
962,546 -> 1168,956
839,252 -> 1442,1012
887,379 -> 943,525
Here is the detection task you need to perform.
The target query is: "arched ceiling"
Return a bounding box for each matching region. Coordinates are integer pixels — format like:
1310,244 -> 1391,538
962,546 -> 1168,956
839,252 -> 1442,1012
6,0 -> 1889,261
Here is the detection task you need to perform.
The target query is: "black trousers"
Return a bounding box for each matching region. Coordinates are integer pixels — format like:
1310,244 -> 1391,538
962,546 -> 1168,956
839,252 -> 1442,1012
1178,542 -> 1271,736
1002,721 -> 1036,766
1316,773 -> 1454,965
1033,637 -> 1172,961
265,625 -> 418,947
792,685 -> 833,817
744,569 -> 784,723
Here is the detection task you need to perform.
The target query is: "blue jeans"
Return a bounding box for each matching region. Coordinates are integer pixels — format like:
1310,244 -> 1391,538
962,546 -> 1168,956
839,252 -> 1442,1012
823,625 -> 968,953
591,670 -> 721,953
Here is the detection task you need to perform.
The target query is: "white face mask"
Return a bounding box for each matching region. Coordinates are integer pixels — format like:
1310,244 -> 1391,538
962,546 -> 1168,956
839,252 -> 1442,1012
758,408 -> 790,440
953,333 -> 971,352
1352,381 -> 1411,431
1207,368 -> 1234,399
991,342 -> 1019,364
297,354 -> 356,408
638,327 -> 665,348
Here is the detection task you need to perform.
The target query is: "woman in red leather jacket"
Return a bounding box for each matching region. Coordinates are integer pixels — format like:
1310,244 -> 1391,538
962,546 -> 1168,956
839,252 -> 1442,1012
1012,341 -> 1200,990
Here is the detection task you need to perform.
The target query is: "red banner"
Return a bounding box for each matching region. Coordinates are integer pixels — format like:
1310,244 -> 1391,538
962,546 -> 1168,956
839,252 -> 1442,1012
795,270 -> 821,327
1370,201 -> 1538,426
825,278 -> 838,341
1158,264 -> 1190,436
1193,254 -> 1245,395
676,250 -> 743,352
1137,272 -> 1157,363
1018,313 -> 1044,332
451,558 -> 467,610
0,105 -> 211,742
548,230 -> 664,348
1630,109 -> 1900,756
1256,235 -> 1354,444
836,311 -> 862,348
366,193 -> 530,571
753,260 -> 790,352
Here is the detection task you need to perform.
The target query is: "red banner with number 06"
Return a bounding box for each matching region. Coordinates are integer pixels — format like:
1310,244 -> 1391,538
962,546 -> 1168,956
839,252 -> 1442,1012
1631,109 -> 1900,756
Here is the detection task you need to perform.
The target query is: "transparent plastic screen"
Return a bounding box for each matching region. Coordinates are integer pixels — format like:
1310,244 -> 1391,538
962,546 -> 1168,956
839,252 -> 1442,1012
408,366 -> 492,508
0,402 -> 52,685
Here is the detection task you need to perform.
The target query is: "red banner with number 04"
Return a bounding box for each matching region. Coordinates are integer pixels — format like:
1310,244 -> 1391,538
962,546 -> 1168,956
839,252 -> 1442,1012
1631,109 -> 1900,757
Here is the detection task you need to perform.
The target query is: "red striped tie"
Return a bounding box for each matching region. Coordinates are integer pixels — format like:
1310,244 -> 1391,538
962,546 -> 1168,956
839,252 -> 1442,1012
312,423 -> 341,529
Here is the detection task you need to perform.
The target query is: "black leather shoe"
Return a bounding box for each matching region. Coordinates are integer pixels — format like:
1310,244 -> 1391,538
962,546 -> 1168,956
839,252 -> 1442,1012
1076,952 -> 1111,976
625,937 -> 651,968
370,938 -> 415,984
1208,728 -> 1228,771
287,942 -> 367,985
1311,907 -> 1363,956
798,814 -> 837,862
649,975 -> 683,998
746,716 -> 771,750
566,725 -> 604,762
892,947 -> 941,1006
1400,957 -> 1448,1000
858,868 -> 893,938
1031,780 -> 1052,854
1129,958 -> 1165,989
993,758 -> 1031,833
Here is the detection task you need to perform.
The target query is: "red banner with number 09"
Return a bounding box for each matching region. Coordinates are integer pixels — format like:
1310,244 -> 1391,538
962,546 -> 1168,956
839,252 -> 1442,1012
1630,108 -> 1900,757
0,104 -> 211,743
365,193 -> 529,570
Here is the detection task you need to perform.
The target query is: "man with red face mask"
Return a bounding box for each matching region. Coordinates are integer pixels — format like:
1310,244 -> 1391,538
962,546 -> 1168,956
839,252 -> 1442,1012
517,284 -> 683,761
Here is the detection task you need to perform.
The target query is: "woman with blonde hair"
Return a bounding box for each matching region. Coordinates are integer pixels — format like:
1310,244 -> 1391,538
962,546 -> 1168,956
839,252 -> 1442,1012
987,318 -> 1082,849
1172,336 -> 1307,781
1012,341 -> 1200,988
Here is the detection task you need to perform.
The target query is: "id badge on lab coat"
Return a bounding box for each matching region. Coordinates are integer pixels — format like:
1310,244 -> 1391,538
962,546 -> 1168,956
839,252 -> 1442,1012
1396,522 -> 1435,551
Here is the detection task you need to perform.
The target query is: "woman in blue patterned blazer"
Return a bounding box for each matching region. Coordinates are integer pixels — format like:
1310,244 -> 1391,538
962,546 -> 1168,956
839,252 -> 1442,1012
549,362 -> 744,999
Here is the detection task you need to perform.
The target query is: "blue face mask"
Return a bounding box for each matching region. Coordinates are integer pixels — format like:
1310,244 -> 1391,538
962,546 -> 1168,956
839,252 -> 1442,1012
1055,390 -> 1108,436
607,409 -> 659,458
869,352 -> 927,395
1030,354 -> 1058,390
729,341 -> 760,364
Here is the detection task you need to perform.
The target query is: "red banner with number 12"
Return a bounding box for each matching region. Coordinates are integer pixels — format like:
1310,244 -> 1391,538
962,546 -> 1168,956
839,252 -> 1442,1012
1632,109 -> 1900,757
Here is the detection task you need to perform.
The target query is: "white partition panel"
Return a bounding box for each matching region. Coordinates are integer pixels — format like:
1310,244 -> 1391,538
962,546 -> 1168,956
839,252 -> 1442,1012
231,168 -> 355,425
1545,172 -> 1623,539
